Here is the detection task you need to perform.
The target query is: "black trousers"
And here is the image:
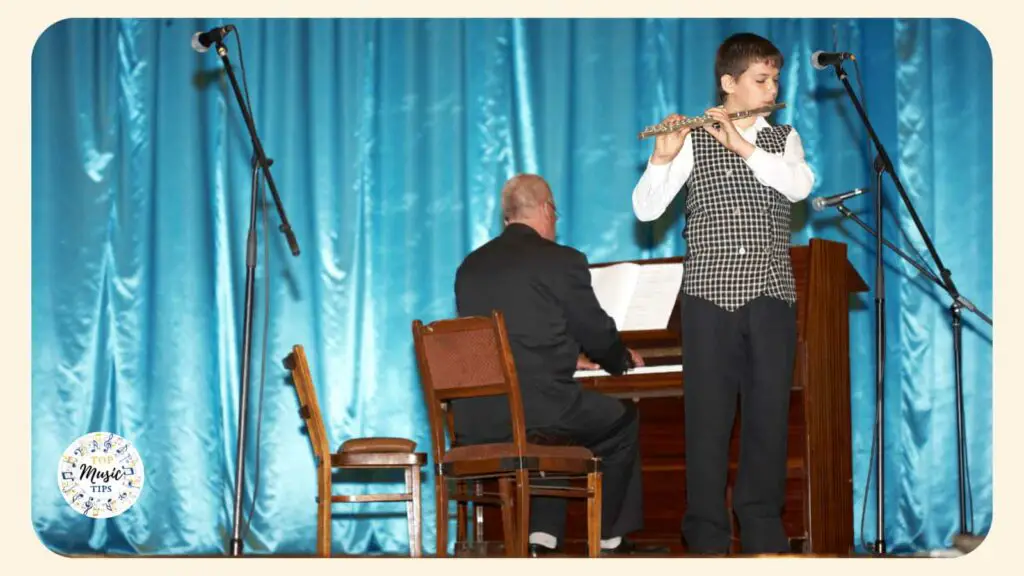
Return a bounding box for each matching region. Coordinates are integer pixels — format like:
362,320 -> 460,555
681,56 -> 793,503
529,390 -> 644,541
680,294 -> 797,554
458,389 -> 644,541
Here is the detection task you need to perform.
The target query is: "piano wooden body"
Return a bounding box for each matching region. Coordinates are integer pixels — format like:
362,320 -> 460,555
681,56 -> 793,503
476,238 -> 868,555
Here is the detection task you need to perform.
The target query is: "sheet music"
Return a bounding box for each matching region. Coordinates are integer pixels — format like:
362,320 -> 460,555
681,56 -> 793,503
620,263 -> 684,331
588,263 -> 639,331
573,364 -> 683,378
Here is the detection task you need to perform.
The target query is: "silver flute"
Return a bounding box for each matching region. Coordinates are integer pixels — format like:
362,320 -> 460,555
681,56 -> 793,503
637,103 -> 786,140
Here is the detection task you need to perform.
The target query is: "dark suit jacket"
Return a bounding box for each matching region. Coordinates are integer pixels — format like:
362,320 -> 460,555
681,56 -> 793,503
451,223 -> 631,442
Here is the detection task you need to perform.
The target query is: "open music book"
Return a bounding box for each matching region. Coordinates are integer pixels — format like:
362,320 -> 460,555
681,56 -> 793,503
588,261 -> 684,331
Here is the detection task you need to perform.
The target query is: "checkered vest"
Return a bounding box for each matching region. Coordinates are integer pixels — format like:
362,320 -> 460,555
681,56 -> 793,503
682,124 -> 798,311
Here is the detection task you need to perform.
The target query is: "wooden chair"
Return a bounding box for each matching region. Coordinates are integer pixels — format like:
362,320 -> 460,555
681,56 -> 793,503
283,344 -> 427,557
411,311 -> 603,557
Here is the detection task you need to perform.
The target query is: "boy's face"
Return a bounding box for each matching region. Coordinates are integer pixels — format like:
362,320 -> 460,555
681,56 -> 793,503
721,60 -> 780,111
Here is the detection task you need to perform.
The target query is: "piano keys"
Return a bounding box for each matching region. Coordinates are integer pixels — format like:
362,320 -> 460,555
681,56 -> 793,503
574,365 -> 683,399
573,364 -> 683,379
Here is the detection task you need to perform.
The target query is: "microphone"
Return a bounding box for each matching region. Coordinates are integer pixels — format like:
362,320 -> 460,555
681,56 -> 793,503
811,188 -> 867,211
191,25 -> 234,53
811,50 -> 856,70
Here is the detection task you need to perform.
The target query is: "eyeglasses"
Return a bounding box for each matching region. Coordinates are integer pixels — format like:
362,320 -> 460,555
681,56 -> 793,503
546,200 -> 560,220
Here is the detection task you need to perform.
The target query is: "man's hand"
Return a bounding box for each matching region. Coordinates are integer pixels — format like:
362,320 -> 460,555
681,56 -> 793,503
576,354 -> 600,371
628,348 -> 645,368
702,106 -> 754,159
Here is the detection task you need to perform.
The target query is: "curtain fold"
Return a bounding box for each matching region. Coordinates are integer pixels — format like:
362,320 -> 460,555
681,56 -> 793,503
32,17 -> 992,555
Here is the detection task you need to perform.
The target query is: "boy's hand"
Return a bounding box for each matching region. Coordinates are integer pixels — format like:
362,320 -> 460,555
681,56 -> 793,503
651,113 -> 691,164
703,107 -> 754,159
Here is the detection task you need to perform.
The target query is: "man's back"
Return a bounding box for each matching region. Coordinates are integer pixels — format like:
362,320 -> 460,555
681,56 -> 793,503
452,223 -> 629,440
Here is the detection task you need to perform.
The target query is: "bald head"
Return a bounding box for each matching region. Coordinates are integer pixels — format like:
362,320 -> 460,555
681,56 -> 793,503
501,173 -> 557,241
502,174 -> 552,221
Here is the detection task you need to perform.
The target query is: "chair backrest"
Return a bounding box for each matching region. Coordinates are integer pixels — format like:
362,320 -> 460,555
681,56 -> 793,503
411,310 -> 528,465
283,345 -> 332,468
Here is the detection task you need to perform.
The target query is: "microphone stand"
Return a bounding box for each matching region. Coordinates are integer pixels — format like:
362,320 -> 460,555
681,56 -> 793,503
829,59 -> 992,551
212,38 -> 301,557
871,154 -> 886,555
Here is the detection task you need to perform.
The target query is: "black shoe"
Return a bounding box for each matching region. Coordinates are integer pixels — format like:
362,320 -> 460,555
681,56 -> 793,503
680,533 -> 731,556
528,543 -> 562,557
600,539 -> 670,556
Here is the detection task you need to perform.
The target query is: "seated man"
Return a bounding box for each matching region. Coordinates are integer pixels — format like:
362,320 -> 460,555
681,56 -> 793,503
451,173 -> 664,556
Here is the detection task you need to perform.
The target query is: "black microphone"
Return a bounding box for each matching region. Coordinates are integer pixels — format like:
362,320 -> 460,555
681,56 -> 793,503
191,25 -> 234,54
811,50 -> 856,70
811,188 -> 867,211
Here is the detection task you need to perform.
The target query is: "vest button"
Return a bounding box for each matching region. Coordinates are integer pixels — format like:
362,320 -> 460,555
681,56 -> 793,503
733,207 -> 741,216
739,247 -> 746,255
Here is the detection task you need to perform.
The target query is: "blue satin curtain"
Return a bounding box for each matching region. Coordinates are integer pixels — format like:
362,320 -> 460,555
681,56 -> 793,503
31,18 -> 992,555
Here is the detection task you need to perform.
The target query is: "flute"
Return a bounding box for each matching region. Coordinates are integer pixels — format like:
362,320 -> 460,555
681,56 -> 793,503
637,103 -> 786,140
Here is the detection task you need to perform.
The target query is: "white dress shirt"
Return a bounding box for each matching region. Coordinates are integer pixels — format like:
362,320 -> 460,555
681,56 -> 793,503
632,116 -> 814,222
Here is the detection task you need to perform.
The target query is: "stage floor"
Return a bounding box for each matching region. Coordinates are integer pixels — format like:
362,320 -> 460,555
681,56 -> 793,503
64,534 -> 982,558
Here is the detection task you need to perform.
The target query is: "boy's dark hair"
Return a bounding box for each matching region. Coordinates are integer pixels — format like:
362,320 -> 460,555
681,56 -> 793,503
715,33 -> 784,103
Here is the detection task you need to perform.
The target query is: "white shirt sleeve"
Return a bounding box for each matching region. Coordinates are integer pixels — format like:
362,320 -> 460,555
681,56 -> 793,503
631,134 -> 694,222
743,128 -> 815,203
631,125 -> 815,222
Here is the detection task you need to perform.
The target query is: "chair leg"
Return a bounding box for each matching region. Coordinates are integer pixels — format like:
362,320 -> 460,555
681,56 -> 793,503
456,481 -> 468,549
317,466 -> 332,558
435,473 -> 449,557
406,466 -> 423,558
587,471 -> 603,558
498,476 -> 516,557
514,469 -> 530,557
473,481 -> 485,546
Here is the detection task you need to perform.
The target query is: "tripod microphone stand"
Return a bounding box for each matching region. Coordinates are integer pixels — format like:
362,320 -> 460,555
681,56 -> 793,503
831,196 -> 991,553
826,57 -> 992,553
209,35 -> 301,557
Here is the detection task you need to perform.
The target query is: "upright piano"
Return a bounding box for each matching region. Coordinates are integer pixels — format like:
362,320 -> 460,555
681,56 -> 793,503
568,238 -> 868,554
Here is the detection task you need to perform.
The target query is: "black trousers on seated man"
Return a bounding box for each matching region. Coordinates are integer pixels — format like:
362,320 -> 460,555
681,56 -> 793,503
680,293 -> 798,554
454,389 -> 643,544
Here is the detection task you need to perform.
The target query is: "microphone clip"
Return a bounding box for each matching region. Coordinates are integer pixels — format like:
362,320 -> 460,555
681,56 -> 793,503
811,50 -> 856,71
811,187 -> 868,212
192,25 -> 235,54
